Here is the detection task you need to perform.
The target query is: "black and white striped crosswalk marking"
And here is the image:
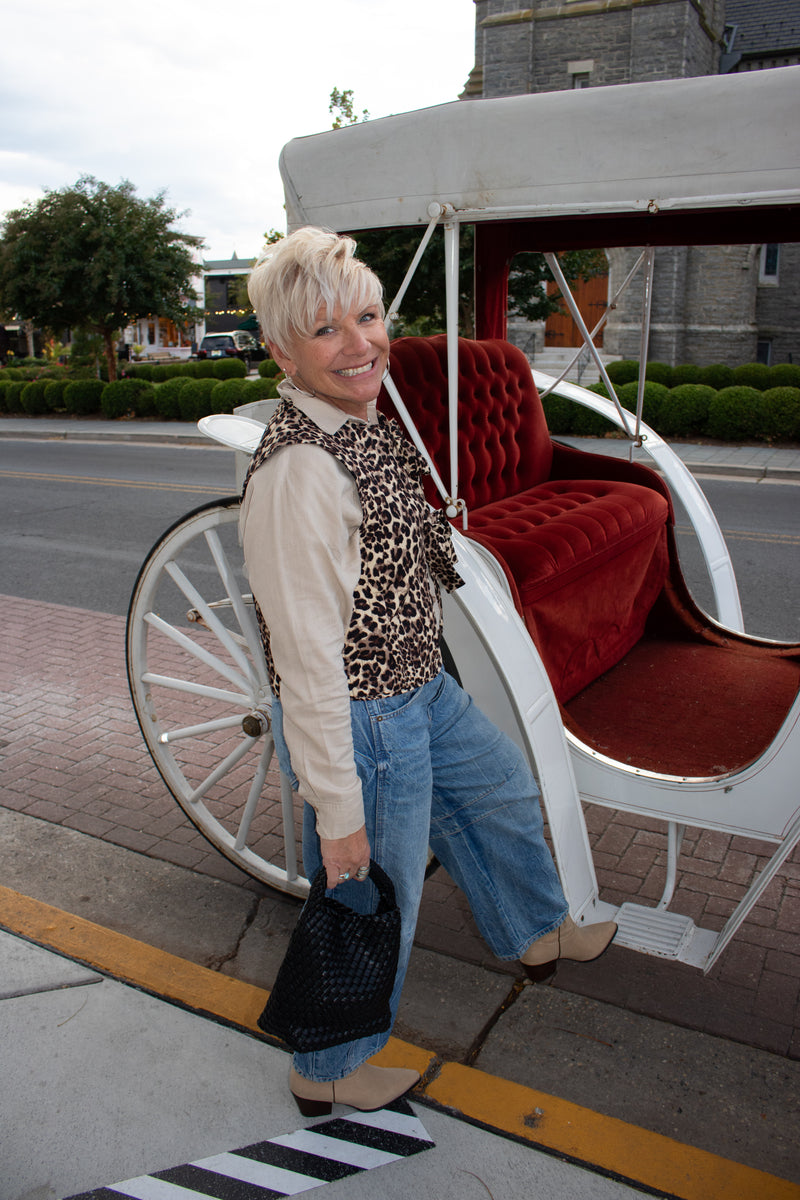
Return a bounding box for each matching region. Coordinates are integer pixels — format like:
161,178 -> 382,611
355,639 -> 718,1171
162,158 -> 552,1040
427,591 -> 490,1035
64,1101 -> 435,1200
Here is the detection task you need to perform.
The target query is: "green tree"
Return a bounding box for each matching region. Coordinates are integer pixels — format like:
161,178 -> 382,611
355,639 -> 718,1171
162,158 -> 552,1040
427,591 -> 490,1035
329,87 -> 370,129
353,228 -> 605,337
0,176 -> 203,381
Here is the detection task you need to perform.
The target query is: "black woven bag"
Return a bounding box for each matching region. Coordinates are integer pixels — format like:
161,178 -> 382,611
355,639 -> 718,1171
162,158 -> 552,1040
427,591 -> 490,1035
257,860 -> 401,1053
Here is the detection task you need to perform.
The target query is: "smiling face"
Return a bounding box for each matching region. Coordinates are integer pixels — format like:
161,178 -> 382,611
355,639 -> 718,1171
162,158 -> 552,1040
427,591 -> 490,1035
270,302 -> 390,418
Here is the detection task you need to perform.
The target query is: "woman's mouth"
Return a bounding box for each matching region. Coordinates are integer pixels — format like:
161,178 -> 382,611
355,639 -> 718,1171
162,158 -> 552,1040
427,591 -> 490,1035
336,360 -> 375,378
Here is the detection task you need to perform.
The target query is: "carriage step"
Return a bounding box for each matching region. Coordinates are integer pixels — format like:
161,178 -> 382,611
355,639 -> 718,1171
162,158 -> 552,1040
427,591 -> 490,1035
613,903 -> 696,959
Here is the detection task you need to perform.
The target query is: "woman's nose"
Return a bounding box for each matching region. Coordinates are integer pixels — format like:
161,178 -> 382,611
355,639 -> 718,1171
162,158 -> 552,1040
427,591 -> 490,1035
342,321 -> 370,354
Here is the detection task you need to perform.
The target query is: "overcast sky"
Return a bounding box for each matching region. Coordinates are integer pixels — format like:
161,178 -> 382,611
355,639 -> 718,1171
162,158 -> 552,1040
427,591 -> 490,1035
2,0 -> 475,262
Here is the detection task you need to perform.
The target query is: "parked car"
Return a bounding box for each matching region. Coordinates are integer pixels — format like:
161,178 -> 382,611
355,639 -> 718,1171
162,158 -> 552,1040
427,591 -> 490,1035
197,331 -> 264,367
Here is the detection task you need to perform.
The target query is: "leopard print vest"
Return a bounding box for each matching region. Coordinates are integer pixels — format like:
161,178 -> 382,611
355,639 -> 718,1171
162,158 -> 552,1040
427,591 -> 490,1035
242,398 -> 463,701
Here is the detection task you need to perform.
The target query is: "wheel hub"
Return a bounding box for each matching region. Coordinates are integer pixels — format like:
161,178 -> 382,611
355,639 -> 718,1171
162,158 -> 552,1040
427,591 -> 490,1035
242,709 -> 271,738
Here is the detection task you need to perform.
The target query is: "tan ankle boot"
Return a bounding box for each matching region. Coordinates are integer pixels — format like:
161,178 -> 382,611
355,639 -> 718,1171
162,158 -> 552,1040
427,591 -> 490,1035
521,915 -> 617,982
289,1063 -> 420,1117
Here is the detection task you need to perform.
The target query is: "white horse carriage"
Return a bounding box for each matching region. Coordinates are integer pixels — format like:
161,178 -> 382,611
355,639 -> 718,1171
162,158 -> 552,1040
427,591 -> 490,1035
126,67 -> 800,973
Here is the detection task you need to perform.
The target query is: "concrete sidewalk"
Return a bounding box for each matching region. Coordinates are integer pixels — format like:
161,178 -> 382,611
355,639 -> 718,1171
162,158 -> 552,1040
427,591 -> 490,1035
2,894 -> 798,1200
3,922 -> 629,1200
1,797 -> 799,1197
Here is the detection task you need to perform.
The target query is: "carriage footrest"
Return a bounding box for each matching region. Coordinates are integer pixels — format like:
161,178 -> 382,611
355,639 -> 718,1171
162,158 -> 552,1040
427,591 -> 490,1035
613,903 -> 696,959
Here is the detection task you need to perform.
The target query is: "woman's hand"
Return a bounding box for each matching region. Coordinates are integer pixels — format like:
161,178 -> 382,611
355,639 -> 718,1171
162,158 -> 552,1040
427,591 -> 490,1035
320,826 -> 371,889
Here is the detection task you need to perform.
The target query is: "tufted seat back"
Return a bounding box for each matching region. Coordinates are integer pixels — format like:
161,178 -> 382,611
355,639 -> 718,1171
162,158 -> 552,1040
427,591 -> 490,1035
383,334 -> 553,507
379,333 -> 671,703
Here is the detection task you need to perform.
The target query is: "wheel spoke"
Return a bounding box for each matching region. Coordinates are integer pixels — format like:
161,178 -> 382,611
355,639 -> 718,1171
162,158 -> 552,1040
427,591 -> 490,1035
144,611 -> 251,694
234,737 -> 274,851
141,671 -> 249,706
164,560 -> 259,689
205,529 -> 269,688
281,772 -> 300,882
158,714 -> 246,744
188,736 -> 254,804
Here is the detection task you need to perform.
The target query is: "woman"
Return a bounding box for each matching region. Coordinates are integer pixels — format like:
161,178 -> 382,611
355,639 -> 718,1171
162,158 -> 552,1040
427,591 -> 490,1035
241,227 -> 616,1117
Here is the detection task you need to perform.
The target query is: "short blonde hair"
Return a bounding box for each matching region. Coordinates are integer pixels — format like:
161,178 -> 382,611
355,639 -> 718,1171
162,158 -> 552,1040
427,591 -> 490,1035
247,227 -> 384,354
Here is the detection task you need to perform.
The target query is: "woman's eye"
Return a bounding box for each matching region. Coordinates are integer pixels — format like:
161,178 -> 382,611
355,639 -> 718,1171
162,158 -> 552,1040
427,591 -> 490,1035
314,326 -> 335,337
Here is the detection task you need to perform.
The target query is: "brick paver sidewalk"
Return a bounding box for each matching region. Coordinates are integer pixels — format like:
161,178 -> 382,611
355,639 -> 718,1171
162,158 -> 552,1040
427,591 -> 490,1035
1,593 -> 798,1057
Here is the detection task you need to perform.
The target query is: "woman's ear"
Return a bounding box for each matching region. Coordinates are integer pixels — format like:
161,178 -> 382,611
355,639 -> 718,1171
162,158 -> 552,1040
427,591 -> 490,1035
269,343 -> 296,377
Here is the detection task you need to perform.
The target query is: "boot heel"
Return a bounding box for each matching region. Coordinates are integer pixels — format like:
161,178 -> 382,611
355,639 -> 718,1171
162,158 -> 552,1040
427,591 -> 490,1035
523,958 -> 557,983
292,1093 -> 332,1117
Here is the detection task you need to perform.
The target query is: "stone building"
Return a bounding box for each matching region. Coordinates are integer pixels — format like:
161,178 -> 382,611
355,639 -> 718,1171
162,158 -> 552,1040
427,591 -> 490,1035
463,0 -> 799,367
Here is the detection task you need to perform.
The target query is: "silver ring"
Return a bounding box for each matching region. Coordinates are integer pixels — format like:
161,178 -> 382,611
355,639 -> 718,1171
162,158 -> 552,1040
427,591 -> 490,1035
355,866 -> 370,880
338,871 -> 350,882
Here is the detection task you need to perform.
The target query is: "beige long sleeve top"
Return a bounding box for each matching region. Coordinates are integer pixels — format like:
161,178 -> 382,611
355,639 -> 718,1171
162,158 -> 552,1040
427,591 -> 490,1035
239,386 -> 379,840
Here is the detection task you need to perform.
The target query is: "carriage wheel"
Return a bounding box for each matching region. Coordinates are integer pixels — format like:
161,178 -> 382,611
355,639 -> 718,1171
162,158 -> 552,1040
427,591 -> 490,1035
126,496 -> 309,898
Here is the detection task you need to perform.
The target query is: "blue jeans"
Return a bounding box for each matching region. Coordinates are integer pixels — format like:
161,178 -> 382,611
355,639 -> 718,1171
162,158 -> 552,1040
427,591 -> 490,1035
271,669 -> 567,1082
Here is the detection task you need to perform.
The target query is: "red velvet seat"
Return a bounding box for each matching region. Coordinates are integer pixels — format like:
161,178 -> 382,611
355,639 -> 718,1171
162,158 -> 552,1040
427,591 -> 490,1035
380,335 -> 671,703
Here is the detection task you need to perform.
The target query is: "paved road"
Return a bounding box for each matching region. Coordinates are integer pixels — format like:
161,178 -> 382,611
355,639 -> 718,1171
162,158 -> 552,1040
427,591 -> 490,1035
0,440 -> 234,615
1,438 -> 797,637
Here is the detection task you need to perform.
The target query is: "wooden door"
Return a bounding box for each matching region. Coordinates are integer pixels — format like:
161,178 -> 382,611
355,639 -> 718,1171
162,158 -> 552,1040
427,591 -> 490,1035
545,272 -> 608,348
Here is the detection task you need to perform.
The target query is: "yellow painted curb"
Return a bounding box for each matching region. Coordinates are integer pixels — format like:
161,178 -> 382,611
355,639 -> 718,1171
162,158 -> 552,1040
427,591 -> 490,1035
2,886 -> 797,1200
0,885 -> 265,1030
424,1058 -> 799,1199
0,885 -> 436,1073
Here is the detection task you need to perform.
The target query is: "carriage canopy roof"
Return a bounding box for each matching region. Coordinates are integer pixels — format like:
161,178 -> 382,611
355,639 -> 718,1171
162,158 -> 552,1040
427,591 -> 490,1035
280,67 -> 800,234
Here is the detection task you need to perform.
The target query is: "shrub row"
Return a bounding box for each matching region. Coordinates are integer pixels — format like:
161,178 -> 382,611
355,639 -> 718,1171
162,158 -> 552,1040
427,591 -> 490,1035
1,364 -> 71,382
544,380 -> 800,442
1,355 -> 280,386
606,359 -> 800,391
0,373 -> 281,420
124,356 -> 281,383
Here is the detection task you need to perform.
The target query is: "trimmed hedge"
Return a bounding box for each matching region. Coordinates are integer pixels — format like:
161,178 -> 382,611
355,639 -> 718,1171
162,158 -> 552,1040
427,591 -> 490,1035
762,387 -> 800,442
210,378 -> 250,413
44,379 -> 69,410
670,363 -> 703,387
20,380 -> 50,415
731,362 -> 772,391
541,391 -> 574,435
4,381 -> 27,411
658,384 -> 715,437
699,363 -> 734,390
101,378 -> 156,419
242,376 -> 280,401
770,363 -> 800,388
707,387 -> 763,440
178,378 -> 219,422
164,361 -> 195,379
212,357 -> 247,379
258,358 -> 282,379
128,363 -> 156,381
644,361 -> 672,386
153,376 -> 193,420
64,379 -> 105,415
570,402 -> 616,436
617,380 -> 671,428
3,352 -> 796,443
605,359 -> 638,385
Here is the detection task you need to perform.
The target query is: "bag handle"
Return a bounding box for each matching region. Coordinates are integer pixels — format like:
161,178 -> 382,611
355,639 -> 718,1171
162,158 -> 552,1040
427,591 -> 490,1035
309,859 -> 397,913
